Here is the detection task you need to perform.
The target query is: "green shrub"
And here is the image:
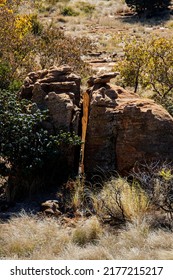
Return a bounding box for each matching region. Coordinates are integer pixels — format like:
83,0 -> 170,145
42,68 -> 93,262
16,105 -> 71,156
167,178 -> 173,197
61,6 -> 79,16
0,61 -> 12,89
77,2 -> 95,15
0,90 -> 81,201
0,1 -> 93,88
0,3 -> 38,90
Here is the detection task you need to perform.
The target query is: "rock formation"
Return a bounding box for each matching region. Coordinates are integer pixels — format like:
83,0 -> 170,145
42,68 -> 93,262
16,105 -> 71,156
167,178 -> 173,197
20,66 -> 173,176
40,200 -> 62,217
83,73 -> 173,174
20,65 -> 81,132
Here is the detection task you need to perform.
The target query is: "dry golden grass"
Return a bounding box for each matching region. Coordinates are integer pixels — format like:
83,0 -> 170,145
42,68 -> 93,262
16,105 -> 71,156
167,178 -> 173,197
1,213 -> 173,259
93,177 -> 150,223
72,216 -> 103,246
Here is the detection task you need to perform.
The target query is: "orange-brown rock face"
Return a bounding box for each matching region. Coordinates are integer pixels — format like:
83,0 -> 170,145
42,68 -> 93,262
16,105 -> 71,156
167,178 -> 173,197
19,65 -> 81,133
115,99 -> 173,172
84,79 -> 173,174
20,68 -> 173,176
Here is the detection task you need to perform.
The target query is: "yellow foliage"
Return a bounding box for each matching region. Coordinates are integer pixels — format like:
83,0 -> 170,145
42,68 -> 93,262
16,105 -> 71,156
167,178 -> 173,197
120,180 -> 149,220
158,168 -> 173,181
15,15 -> 32,38
115,35 -> 173,98
0,0 -> 6,6
0,0 -> 19,9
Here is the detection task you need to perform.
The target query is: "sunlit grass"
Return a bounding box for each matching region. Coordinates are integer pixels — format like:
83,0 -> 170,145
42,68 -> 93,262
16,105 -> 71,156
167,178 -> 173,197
1,213 -> 173,259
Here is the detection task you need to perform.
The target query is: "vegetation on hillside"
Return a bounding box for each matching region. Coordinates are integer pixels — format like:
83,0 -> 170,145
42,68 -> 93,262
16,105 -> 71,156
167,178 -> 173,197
0,0 -> 93,91
115,35 -> 173,113
1,212 -> 173,259
1,0 -> 173,260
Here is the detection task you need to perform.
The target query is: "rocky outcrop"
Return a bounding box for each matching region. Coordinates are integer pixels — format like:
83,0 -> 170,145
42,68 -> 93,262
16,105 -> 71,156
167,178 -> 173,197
83,74 -> 173,174
87,72 -> 119,87
20,66 -> 173,176
115,99 -> 173,173
20,65 -> 81,132
20,65 -> 80,105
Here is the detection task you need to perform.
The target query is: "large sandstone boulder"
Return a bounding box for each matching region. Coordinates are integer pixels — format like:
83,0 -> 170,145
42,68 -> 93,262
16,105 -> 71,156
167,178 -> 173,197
83,74 -> 173,174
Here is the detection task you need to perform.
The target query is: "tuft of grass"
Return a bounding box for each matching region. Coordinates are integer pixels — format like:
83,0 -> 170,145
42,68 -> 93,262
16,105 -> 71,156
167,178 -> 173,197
94,177 -> 149,222
76,1 -> 95,15
61,6 -> 79,16
72,216 -> 102,246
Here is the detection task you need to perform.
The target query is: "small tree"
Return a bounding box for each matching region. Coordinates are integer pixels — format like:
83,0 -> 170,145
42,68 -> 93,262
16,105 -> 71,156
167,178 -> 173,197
116,36 -> 173,103
116,37 -> 147,93
125,0 -> 171,13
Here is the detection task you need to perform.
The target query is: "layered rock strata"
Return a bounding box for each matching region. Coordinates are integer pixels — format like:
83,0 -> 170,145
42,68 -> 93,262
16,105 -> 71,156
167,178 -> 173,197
20,65 -> 81,132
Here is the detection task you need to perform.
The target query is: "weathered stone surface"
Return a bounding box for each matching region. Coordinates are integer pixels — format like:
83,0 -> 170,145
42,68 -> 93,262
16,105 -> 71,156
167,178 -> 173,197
87,72 -> 119,87
19,65 -> 81,106
20,67 -> 173,177
19,65 -> 81,133
45,92 -> 74,131
83,81 -> 173,174
32,82 -> 47,107
115,99 -> 173,172
41,200 -> 62,217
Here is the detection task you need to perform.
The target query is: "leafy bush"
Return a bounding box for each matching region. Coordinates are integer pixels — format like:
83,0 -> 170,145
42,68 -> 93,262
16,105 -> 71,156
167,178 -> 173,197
0,2 -> 37,89
116,35 -> 173,108
116,37 -> 146,93
0,1 -> 93,90
0,61 -> 12,89
125,0 -> 171,13
0,90 -> 81,201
